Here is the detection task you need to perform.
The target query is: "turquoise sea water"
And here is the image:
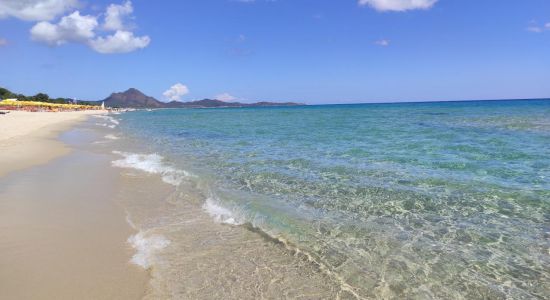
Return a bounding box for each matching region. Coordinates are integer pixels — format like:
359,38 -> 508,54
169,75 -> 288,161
117,100 -> 550,299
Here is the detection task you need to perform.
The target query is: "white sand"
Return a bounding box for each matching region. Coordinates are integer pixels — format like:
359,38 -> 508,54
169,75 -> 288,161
0,111 -> 104,177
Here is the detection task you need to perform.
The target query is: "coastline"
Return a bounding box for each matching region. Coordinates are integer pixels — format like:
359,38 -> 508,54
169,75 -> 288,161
105,112 -> 349,299
0,111 -> 148,299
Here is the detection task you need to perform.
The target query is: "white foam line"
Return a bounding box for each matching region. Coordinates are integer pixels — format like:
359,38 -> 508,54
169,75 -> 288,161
200,194 -> 364,298
112,151 -> 194,186
105,134 -> 119,140
127,230 -> 170,269
202,197 -> 243,225
94,115 -> 119,126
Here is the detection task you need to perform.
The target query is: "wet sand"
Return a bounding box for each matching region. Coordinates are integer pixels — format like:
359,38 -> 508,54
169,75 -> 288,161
0,114 -> 147,299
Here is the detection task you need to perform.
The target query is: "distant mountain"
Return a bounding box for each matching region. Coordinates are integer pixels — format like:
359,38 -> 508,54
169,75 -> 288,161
103,88 -> 165,108
172,99 -> 243,108
248,101 -> 304,107
167,99 -> 302,108
99,88 -> 303,108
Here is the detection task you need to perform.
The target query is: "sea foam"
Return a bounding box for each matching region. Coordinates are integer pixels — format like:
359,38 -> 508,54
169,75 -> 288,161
104,134 -> 119,140
202,197 -> 243,225
94,115 -> 119,127
127,231 -> 170,269
112,151 -> 193,186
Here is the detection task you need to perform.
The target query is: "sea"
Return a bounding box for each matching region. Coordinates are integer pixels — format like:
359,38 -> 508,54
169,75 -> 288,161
93,100 -> 550,299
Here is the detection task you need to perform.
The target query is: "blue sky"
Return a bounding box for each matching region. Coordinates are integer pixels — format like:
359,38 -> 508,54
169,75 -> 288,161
0,0 -> 549,104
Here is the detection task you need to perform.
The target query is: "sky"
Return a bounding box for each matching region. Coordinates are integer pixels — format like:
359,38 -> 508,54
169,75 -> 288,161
0,0 -> 549,104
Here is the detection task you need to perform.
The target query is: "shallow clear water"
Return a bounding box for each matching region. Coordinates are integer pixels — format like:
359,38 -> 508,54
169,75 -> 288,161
116,100 -> 550,299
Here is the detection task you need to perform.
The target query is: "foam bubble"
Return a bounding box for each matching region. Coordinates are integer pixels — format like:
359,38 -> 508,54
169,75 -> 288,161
202,197 -> 243,225
95,122 -> 116,129
127,231 -> 170,269
104,134 -> 119,140
112,151 -> 193,186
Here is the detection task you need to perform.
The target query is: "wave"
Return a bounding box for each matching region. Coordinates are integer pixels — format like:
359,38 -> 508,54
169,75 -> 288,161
200,194 -> 362,298
94,115 -> 119,127
104,134 -> 119,140
95,122 -> 116,129
112,151 -> 194,186
127,230 -> 170,269
202,197 -> 243,225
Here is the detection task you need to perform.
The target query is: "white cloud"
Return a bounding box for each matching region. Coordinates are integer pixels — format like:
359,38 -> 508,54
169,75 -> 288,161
358,0 -> 437,12
0,0 -> 78,21
25,1 -> 150,54
526,21 -> 550,33
163,83 -> 189,101
0,38 -> 7,46
215,93 -> 238,101
30,11 -> 98,45
89,30 -> 149,53
103,0 -> 132,31
374,39 -> 390,46
527,26 -> 542,33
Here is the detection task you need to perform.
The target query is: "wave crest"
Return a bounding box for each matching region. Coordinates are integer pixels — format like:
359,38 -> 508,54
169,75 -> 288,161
202,197 -> 243,225
104,134 -> 119,140
112,151 -> 193,186
127,231 -> 170,269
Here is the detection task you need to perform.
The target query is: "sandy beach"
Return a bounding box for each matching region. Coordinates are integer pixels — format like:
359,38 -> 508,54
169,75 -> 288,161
0,111 -> 103,177
0,111 -> 147,299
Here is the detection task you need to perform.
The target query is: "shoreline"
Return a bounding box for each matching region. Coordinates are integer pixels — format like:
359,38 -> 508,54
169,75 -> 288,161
0,111 -> 148,299
106,115 -> 348,298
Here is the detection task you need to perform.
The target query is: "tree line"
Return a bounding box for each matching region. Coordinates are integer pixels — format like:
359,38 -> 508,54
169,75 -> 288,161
0,87 -> 98,106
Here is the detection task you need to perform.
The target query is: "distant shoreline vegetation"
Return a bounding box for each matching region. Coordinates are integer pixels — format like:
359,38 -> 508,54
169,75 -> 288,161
0,87 -> 99,106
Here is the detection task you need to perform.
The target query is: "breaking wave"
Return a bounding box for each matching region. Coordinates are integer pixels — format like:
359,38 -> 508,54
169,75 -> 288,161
111,151 -> 193,186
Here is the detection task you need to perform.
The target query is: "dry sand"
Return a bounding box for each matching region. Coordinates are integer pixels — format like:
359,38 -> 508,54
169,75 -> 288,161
0,110 -> 103,177
0,111 -> 148,299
